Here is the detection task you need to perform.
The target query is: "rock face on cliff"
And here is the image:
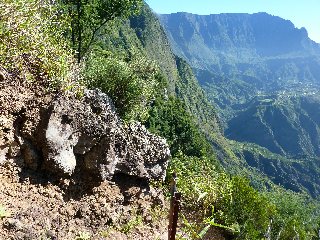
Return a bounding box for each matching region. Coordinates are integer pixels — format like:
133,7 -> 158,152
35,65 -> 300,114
39,89 -> 170,180
0,75 -> 170,182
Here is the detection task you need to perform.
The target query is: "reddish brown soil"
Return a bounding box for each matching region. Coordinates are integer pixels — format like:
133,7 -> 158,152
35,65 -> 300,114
0,161 -> 168,240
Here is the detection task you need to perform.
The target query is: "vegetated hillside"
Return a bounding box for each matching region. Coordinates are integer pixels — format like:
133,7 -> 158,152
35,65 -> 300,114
231,140 -> 320,195
100,4 -> 233,153
227,94 -> 320,157
159,11 -> 320,196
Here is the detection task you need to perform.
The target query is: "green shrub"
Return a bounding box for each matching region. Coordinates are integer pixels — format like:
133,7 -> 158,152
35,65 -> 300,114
169,152 -> 320,239
267,189 -> 320,239
215,176 -> 275,239
0,0 -> 74,89
0,205 -> 10,218
82,50 -> 158,120
75,231 -> 91,240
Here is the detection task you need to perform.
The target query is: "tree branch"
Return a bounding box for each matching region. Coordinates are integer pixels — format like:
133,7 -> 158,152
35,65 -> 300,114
81,18 -> 110,59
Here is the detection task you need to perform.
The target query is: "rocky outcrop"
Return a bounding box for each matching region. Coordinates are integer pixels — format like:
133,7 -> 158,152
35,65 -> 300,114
34,89 -> 170,181
0,73 -> 170,182
0,74 -> 170,239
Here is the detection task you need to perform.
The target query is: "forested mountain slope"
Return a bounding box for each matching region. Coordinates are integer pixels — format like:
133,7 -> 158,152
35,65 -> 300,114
99,5 -> 235,157
159,12 -> 320,121
159,12 -> 320,196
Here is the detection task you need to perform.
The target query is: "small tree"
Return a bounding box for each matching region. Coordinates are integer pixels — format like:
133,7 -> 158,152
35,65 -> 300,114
60,0 -> 143,62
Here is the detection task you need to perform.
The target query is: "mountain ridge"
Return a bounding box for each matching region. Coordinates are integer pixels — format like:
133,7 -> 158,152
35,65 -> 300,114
160,12 -> 320,61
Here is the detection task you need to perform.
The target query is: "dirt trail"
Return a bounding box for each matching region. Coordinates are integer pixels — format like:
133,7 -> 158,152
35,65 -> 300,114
0,161 -> 168,240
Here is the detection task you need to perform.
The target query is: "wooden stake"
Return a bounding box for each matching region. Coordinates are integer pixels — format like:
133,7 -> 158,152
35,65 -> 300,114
168,173 -> 181,240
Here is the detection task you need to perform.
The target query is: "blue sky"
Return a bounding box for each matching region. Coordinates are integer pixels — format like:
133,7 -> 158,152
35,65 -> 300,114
145,0 -> 320,43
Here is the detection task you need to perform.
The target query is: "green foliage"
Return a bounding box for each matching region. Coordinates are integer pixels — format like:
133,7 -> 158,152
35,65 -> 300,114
60,0 -> 143,62
215,176 -> 275,239
82,50 -> 159,121
118,215 -> 143,234
168,155 -> 224,212
266,189 -> 320,239
145,97 -> 213,158
0,0 -> 74,89
169,152 -> 320,239
168,155 -> 275,239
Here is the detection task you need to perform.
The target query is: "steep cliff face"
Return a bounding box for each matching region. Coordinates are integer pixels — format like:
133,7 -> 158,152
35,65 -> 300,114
160,12 -> 320,67
100,4 -> 226,151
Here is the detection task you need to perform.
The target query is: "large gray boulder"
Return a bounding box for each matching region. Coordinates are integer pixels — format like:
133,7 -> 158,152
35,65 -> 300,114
39,90 -> 170,181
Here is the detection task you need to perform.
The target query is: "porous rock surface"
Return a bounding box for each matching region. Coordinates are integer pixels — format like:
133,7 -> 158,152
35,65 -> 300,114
40,89 -> 170,180
0,71 -> 170,182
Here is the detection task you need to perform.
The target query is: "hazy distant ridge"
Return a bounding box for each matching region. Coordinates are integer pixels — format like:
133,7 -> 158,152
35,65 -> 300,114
159,12 -> 320,68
